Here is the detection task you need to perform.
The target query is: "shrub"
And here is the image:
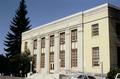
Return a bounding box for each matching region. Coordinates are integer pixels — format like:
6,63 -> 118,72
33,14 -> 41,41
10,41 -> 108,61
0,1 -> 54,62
107,67 -> 120,79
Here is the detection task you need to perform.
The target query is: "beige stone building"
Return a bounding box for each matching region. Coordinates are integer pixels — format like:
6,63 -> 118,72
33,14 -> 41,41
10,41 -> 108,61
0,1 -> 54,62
21,3 -> 120,79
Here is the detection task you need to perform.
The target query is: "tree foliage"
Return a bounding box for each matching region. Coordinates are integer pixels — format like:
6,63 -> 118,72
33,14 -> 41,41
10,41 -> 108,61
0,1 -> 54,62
4,0 -> 31,57
9,52 -> 31,77
0,54 -> 12,76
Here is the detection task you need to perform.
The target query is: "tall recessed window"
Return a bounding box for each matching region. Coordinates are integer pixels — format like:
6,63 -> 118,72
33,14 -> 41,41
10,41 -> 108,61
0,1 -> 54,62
92,47 -> 99,66
41,53 -> 45,68
71,29 -> 77,42
60,32 -> 65,44
92,23 -> 99,36
49,35 -> 54,70
33,39 -> 37,49
60,32 -> 65,67
24,42 -> 28,51
41,37 -> 45,48
33,54 -> 37,72
41,37 -> 45,68
49,52 -> 54,70
50,35 -> 54,46
71,29 -> 77,67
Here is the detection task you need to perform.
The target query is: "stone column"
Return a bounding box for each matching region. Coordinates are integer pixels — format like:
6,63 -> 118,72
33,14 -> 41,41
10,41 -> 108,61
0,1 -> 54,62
30,39 -> 34,56
77,25 -> 83,72
65,29 -> 71,72
45,35 -> 49,74
54,33 -> 60,73
36,37 -> 41,73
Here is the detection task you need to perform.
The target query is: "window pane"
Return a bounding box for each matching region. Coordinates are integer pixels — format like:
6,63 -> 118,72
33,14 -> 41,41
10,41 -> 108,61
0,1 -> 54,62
41,37 -> 45,48
60,50 -> 65,67
33,55 -> 37,72
92,24 -> 99,36
116,23 -> 120,40
71,49 -> 77,67
60,32 -> 65,44
50,35 -> 54,46
41,53 -> 45,68
92,47 -> 99,66
49,52 -> 54,70
33,39 -> 37,49
71,29 -> 77,42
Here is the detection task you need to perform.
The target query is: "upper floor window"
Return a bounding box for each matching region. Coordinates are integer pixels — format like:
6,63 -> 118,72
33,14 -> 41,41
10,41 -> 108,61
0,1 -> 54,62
60,32 -> 65,44
92,47 -> 99,66
71,29 -> 77,42
41,37 -> 45,48
24,42 -> 28,51
50,35 -> 54,47
33,39 -> 37,49
116,23 -> 120,39
92,23 -> 99,36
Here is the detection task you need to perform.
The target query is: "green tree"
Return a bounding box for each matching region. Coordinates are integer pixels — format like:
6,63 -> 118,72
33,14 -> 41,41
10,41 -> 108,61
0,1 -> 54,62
4,0 -> 31,57
19,53 -> 31,77
9,52 -> 31,77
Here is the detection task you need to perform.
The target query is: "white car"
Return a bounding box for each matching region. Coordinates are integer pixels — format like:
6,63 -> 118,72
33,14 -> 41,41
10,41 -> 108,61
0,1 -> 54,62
71,74 -> 96,79
115,73 -> 120,79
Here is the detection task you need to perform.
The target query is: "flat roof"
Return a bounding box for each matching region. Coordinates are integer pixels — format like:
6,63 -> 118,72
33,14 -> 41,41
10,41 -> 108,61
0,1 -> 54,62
22,3 -> 120,35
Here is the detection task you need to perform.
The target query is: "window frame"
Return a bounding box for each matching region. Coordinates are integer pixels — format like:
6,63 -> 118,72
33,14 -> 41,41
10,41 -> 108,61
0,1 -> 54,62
33,39 -> 37,49
24,41 -> 28,51
92,47 -> 100,67
92,23 -> 99,36
60,50 -> 65,67
41,53 -> 45,68
71,29 -> 77,42
60,32 -> 65,44
71,49 -> 77,67
50,35 -> 54,47
41,37 -> 45,48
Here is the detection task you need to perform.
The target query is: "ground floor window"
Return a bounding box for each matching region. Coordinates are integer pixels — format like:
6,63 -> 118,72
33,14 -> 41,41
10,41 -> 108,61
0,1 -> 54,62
71,49 -> 77,67
49,52 -> 54,70
60,50 -> 65,67
41,53 -> 45,68
92,47 -> 99,66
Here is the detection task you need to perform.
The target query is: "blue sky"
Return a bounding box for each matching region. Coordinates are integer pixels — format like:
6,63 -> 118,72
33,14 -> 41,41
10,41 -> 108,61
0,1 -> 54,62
0,0 -> 120,54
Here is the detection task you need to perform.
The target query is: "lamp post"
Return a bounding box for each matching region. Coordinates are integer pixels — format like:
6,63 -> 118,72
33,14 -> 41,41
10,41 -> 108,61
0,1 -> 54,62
99,62 -> 103,79
59,59 -> 61,74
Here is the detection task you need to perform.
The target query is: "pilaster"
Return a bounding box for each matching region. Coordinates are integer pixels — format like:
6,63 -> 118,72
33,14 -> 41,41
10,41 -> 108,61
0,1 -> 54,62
45,35 -> 49,74
54,33 -> 60,73
77,25 -> 83,72
36,37 -> 41,73
65,29 -> 71,72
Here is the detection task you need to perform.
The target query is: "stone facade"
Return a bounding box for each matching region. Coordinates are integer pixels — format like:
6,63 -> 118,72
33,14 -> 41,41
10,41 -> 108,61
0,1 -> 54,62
21,3 -> 120,79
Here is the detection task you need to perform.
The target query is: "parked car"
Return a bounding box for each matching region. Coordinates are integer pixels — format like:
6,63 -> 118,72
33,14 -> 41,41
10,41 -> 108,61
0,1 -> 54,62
71,73 -> 96,79
115,73 -> 120,79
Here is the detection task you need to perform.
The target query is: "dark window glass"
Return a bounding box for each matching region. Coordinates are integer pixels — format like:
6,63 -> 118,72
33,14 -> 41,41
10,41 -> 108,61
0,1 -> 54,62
92,24 -> 99,36
92,47 -> 99,66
